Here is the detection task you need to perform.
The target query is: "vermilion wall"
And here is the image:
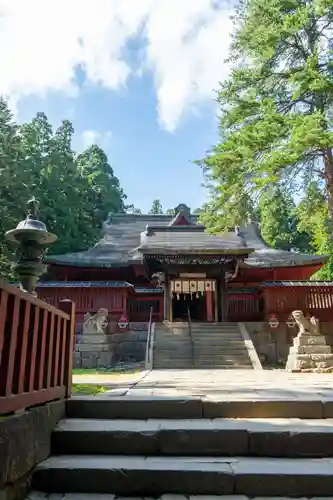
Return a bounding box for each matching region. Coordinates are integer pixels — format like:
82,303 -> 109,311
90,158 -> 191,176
37,286 -> 164,329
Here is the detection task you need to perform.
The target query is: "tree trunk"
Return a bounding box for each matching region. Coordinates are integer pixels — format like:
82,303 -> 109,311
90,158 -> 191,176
324,148 -> 333,230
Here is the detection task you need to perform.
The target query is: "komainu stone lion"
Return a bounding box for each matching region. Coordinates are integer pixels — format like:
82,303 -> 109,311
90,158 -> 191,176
292,310 -> 320,336
83,308 -> 109,334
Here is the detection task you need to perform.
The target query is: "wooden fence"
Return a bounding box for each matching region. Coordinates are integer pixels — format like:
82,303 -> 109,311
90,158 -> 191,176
37,285 -> 126,324
262,282 -> 333,321
0,280 -> 75,415
128,296 -> 163,322
225,289 -> 263,321
38,285 -> 164,324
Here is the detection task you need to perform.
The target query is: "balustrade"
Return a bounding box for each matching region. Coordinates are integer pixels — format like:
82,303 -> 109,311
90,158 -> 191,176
0,280 -> 75,415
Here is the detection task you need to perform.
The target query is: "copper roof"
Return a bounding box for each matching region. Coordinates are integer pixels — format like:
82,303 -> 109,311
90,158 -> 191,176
46,208 -> 328,268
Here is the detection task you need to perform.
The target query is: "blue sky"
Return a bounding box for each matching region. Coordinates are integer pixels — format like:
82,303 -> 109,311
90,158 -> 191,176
2,0 -> 233,213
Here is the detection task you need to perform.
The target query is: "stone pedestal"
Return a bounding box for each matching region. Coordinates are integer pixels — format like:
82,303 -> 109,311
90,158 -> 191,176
286,333 -> 333,372
74,329 -> 148,369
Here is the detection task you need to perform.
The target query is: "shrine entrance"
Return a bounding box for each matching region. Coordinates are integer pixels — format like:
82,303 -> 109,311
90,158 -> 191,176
170,279 -> 217,322
172,292 -> 206,321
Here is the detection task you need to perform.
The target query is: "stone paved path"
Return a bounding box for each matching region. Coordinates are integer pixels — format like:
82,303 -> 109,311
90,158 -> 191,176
72,371 -> 145,388
74,369 -> 333,401
27,494 -> 333,499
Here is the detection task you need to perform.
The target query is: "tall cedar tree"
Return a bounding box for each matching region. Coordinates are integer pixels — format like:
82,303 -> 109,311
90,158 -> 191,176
296,180 -> 333,277
149,199 -> 164,214
198,0 -> 333,232
0,101 -> 126,277
258,186 -> 312,251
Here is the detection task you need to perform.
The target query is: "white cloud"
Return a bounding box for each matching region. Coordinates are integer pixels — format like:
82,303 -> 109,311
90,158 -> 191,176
81,129 -> 112,149
0,0 -> 233,131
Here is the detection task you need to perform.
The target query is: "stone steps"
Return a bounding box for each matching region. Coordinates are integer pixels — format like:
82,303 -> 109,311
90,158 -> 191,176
155,366 -> 253,370
29,394 -> 333,497
53,417 -> 333,457
193,340 -> 244,344
195,361 -> 252,366
27,495 -> 333,500
194,356 -> 250,362
153,363 -> 194,368
153,323 -> 252,369
66,396 -> 332,419
194,347 -> 248,353
33,454 -> 333,496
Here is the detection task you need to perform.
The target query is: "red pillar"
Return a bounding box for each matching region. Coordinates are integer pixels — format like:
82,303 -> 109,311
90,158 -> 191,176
206,290 -> 214,322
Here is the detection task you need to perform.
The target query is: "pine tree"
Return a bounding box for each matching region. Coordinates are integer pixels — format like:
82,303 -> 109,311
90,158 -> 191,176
198,0 -> 333,233
296,181 -> 333,278
149,199 -> 164,214
259,186 -> 311,251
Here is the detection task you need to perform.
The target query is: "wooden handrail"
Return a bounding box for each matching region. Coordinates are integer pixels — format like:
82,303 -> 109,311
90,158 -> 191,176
0,282 -> 75,415
0,280 -> 70,319
187,306 -> 195,366
144,306 -> 154,369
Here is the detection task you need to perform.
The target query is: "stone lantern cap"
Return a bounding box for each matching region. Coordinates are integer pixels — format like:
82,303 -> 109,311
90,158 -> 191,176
5,197 -> 57,245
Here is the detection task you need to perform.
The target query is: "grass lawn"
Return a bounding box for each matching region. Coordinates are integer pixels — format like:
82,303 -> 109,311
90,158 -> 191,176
73,368 -> 140,375
72,384 -> 110,395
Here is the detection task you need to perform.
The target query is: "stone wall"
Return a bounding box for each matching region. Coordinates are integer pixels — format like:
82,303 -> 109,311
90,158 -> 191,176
74,321 -> 148,369
245,321 -> 333,367
0,400 -> 65,500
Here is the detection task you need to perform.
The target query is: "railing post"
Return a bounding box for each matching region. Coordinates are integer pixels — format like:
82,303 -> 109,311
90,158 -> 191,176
58,300 -> 75,398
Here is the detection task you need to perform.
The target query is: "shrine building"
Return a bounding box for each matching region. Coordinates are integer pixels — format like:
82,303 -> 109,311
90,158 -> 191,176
38,203 -> 329,329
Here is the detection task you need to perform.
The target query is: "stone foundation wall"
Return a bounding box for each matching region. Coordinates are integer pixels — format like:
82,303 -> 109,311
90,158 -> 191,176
0,400 -> 65,500
245,321 -> 333,366
74,322 -> 148,369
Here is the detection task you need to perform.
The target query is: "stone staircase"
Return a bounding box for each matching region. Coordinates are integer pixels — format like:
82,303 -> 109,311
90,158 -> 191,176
29,395 -> 333,497
153,322 -> 253,369
191,322 -> 253,369
153,322 -> 194,369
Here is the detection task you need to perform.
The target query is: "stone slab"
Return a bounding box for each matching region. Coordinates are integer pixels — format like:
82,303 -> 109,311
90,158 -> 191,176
53,417 -> 333,457
291,345 -> 332,354
0,400 -> 65,487
231,457 -> 333,496
294,335 -> 327,346
76,344 -> 112,352
294,354 -> 333,361
77,335 -> 112,344
33,456 -> 234,495
202,399 -> 324,419
70,370 -> 333,418
66,396 -> 203,420
33,456 -> 333,496
135,369 -> 333,398
31,494 -> 328,499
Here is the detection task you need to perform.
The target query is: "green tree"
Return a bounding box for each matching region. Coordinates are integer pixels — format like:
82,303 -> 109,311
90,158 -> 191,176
198,0 -> 333,232
126,205 -> 142,215
149,199 -> 164,214
0,100 -> 128,278
259,186 -> 311,251
19,115 -> 85,254
76,145 -> 126,245
296,181 -> 333,278
0,99 -> 29,278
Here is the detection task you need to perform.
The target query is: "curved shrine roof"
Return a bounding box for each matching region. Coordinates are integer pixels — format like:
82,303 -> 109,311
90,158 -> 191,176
47,210 -> 328,268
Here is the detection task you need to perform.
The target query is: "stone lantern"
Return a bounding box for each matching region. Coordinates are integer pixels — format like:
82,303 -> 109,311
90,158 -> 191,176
5,197 -> 57,296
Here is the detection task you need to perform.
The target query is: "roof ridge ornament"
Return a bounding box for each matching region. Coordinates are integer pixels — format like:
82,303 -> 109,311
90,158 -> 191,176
168,203 -> 192,226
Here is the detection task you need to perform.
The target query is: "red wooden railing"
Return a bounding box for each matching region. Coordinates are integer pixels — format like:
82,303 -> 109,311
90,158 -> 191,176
38,287 -> 126,315
225,289 -> 263,321
39,286 -> 164,324
0,281 -> 75,415
262,283 -> 333,321
128,296 -> 163,322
